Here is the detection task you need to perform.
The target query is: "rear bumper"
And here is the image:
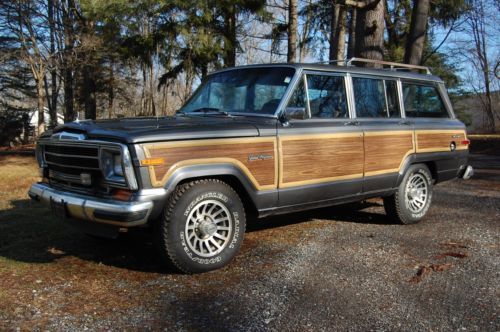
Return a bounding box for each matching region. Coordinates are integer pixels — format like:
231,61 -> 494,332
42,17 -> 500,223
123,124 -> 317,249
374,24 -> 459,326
458,165 -> 474,180
28,183 -> 157,227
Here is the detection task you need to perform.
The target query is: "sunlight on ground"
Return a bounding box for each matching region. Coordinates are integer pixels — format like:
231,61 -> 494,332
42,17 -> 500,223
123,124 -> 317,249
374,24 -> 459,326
0,156 -> 39,210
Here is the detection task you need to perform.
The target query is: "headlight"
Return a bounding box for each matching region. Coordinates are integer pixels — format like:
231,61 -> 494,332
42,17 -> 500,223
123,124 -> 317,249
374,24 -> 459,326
101,149 -> 125,182
113,154 -> 124,176
100,146 -> 138,190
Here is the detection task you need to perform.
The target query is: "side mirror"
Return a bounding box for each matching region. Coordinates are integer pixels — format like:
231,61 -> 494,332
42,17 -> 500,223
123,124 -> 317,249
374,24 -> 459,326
282,107 -> 306,120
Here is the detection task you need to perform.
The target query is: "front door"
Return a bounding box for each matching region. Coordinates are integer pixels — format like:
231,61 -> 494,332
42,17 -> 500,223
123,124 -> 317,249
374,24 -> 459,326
277,72 -> 364,207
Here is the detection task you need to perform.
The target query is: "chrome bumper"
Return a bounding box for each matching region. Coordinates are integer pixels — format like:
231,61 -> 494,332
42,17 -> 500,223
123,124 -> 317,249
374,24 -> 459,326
28,183 -> 155,227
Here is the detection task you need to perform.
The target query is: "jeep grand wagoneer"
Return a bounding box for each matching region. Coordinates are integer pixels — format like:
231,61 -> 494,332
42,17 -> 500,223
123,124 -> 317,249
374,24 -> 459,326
29,59 -> 473,273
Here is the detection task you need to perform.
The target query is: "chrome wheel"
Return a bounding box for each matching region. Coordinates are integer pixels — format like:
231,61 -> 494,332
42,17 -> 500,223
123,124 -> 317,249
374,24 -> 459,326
185,200 -> 233,257
405,173 -> 428,213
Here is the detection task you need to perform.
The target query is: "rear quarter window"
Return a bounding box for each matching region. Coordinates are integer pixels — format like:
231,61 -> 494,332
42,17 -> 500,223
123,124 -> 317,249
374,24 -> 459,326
402,82 -> 449,118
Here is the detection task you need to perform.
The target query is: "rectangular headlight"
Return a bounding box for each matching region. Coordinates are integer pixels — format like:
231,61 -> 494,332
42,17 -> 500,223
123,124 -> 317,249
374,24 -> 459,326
113,154 -> 124,176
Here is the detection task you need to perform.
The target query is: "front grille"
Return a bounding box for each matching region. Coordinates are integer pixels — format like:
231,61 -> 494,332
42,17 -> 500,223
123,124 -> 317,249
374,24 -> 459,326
43,143 -> 102,187
45,153 -> 100,169
45,145 -> 98,157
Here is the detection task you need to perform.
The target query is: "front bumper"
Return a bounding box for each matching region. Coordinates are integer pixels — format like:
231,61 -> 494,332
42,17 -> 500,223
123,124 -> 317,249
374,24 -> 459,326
28,183 -> 156,227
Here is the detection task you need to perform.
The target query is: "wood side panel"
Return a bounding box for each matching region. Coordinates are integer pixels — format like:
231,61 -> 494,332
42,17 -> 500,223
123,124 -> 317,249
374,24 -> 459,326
280,134 -> 364,187
143,138 -> 277,189
416,130 -> 467,153
364,132 -> 414,176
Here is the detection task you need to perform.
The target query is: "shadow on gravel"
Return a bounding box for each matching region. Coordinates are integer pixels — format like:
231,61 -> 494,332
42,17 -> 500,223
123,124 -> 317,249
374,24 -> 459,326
1,198 -> 393,274
248,201 -> 394,233
0,199 -> 178,274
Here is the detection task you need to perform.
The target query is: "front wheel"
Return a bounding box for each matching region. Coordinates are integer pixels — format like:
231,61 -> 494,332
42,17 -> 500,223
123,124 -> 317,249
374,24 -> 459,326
156,179 -> 246,273
384,164 -> 433,225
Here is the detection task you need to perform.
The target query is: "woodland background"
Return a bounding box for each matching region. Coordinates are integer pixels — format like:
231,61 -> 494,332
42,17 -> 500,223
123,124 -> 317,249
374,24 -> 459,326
0,0 -> 499,144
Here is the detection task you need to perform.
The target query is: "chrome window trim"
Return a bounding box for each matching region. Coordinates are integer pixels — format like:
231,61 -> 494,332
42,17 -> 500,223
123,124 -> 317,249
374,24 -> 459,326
275,67 -> 304,118
303,74 -> 311,118
346,73 -> 356,119
297,70 -> 350,120
397,78 -> 406,118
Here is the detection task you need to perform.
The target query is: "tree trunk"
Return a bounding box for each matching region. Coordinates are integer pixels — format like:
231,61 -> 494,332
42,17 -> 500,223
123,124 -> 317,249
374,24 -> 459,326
354,0 -> 385,66
64,67 -> 75,121
404,0 -> 430,65
48,0 -> 58,128
36,79 -> 45,135
149,61 -> 156,116
224,4 -> 237,67
108,60 -> 114,119
329,4 -> 346,62
63,0 -> 76,122
288,0 -> 298,62
82,64 -> 96,119
299,0 -> 313,62
347,8 -> 357,59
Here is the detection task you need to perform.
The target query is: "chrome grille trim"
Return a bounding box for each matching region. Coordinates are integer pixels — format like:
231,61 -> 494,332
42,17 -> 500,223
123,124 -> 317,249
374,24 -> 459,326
38,138 -> 138,191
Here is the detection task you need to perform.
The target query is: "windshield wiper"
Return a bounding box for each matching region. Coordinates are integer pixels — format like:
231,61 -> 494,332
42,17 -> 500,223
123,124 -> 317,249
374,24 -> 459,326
181,107 -> 230,116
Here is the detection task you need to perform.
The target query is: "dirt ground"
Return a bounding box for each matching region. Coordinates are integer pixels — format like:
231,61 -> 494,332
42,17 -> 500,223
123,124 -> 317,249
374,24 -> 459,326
0,144 -> 499,330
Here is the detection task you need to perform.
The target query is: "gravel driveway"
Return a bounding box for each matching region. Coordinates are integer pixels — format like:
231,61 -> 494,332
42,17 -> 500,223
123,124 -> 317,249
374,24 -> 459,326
0,153 -> 498,331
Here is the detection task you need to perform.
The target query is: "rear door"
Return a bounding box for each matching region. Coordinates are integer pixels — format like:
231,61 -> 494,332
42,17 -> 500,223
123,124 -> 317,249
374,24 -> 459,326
277,71 -> 364,207
350,75 -> 415,192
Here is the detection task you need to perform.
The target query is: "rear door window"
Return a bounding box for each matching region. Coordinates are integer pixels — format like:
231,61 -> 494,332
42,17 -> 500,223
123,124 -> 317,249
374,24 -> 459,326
352,77 -> 401,118
402,82 -> 449,118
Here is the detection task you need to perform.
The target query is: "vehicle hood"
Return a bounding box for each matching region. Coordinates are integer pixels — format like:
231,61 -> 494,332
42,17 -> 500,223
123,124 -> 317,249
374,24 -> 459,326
47,115 -> 275,144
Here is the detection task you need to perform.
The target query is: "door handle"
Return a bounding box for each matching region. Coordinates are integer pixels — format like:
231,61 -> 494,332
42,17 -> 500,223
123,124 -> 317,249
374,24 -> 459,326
398,120 -> 412,126
344,121 -> 360,126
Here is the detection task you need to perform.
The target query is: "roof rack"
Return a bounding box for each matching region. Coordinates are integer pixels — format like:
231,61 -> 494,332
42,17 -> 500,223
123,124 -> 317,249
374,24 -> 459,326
315,57 -> 432,75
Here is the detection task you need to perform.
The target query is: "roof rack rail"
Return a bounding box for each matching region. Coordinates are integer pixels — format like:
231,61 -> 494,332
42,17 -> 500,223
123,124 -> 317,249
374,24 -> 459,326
346,57 -> 431,74
313,57 -> 431,74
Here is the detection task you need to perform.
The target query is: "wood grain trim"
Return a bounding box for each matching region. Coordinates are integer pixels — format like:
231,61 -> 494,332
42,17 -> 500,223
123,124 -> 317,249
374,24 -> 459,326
416,129 -> 468,153
364,130 -> 415,177
142,137 -> 278,190
278,132 -> 364,188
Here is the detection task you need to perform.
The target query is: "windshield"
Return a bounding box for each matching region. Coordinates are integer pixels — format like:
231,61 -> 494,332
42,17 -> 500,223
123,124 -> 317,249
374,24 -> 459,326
180,67 -> 296,115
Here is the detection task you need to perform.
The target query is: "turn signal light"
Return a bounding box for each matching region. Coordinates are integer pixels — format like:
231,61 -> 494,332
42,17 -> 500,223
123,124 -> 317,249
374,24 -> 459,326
140,158 -> 165,166
113,189 -> 133,201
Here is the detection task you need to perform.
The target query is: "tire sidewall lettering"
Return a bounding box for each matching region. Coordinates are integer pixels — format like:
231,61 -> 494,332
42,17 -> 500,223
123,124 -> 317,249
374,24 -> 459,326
179,191 -> 241,264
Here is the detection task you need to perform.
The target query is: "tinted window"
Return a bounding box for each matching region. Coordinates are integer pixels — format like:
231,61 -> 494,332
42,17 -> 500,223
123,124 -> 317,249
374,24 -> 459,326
402,83 -> 449,118
287,79 -> 306,109
306,75 -> 348,118
181,67 -> 295,115
352,77 -> 400,118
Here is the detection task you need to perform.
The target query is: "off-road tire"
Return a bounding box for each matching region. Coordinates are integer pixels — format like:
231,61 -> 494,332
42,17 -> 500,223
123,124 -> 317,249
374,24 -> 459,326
155,179 -> 246,273
384,164 -> 433,225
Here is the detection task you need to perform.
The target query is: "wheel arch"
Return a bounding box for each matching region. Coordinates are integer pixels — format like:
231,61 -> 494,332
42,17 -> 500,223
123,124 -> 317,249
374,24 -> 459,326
397,154 -> 438,186
163,163 -> 269,218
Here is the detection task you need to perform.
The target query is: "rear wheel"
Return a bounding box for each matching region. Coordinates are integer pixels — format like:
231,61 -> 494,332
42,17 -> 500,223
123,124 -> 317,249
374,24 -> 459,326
155,179 -> 246,273
384,164 -> 433,224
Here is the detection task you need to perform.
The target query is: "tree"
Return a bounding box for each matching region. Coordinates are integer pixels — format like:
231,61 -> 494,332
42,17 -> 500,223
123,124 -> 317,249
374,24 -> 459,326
404,0 -> 430,65
353,0 -> 385,64
453,0 -> 499,132
4,1 -> 50,135
329,3 -> 347,62
287,0 -> 297,62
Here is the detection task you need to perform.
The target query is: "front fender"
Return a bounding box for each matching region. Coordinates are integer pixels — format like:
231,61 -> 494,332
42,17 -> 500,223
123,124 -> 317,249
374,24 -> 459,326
163,163 -> 278,213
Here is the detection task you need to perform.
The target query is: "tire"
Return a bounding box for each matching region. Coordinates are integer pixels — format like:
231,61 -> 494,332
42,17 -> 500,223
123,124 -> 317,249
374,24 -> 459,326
383,164 -> 433,225
155,179 -> 246,273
